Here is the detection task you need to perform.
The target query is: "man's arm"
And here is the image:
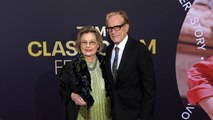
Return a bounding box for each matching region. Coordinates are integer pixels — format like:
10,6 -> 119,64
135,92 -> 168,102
138,43 -> 156,120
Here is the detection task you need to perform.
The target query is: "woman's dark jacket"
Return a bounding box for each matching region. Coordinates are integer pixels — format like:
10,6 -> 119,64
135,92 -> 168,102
59,54 -> 111,120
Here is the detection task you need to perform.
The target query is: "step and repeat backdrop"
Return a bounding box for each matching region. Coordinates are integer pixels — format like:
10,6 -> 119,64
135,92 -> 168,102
0,0 -> 212,120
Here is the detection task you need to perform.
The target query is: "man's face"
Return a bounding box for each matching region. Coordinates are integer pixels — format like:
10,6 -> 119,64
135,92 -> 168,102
107,14 -> 129,45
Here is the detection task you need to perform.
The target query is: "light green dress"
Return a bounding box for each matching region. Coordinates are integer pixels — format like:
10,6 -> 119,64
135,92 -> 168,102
77,60 -> 111,120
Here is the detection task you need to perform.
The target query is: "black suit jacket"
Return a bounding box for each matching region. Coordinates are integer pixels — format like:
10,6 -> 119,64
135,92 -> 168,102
106,37 -> 156,120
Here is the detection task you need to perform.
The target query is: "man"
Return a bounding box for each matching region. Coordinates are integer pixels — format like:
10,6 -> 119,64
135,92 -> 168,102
105,10 -> 156,120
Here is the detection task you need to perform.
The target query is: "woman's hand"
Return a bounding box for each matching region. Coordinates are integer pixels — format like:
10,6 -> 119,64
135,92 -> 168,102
71,93 -> 86,106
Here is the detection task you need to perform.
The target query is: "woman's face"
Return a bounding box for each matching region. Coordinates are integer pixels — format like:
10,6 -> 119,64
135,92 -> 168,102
80,32 -> 99,58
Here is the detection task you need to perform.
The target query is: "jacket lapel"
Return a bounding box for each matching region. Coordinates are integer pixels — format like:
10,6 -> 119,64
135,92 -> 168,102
106,45 -> 113,70
106,45 -> 115,84
117,39 -> 132,76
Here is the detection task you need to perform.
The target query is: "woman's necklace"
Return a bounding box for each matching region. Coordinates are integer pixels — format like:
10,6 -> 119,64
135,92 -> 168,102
87,58 -> 98,71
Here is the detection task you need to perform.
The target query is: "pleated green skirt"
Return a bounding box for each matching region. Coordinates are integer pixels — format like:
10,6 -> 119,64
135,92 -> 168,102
77,61 -> 111,120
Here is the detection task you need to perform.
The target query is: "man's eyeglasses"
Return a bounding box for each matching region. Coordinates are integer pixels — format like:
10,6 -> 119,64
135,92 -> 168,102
106,23 -> 126,32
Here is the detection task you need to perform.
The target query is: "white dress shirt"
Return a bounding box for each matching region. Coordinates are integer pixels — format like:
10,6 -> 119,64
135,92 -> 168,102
111,35 -> 128,70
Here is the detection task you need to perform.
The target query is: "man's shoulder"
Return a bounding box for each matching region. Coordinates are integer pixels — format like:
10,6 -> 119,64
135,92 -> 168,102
128,38 -> 147,48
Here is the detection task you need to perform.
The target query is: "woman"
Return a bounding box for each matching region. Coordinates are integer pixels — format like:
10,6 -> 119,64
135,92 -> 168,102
59,26 -> 111,120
